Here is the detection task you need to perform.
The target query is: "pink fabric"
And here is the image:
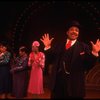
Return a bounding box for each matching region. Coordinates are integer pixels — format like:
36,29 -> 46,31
28,52 -> 45,94
32,41 -> 40,47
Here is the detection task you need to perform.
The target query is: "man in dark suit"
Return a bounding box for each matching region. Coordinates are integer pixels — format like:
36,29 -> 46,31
40,21 -> 100,99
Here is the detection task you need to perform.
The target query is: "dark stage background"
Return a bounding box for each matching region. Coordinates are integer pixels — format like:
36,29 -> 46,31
0,1 -> 100,53
0,1 -> 100,99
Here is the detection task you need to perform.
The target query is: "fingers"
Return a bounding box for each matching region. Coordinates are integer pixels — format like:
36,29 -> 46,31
51,38 -> 54,42
40,33 -> 54,42
42,35 -> 45,40
90,39 -> 100,45
90,39 -> 100,50
40,33 -> 49,42
95,39 -> 100,48
40,33 -> 48,41
47,33 -> 49,39
90,41 -> 94,46
40,38 -> 43,42
44,33 -> 49,38
96,39 -> 100,44
41,33 -> 49,38
41,33 -> 50,39
44,34 -> 47,38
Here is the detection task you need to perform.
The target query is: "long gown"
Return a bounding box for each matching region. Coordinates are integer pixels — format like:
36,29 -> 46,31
10,54 -> 29,98
28,52 -> 45,94
0,51 -> 12,94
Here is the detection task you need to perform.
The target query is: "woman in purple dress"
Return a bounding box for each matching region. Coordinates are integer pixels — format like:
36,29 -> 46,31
10,46 -> 29,99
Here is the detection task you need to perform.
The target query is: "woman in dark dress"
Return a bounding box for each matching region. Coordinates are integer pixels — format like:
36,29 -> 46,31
10,46 -> 29,99
0,43 -> 12,99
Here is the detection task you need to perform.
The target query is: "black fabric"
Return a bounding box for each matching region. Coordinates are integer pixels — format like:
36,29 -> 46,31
44,40 -> 98,99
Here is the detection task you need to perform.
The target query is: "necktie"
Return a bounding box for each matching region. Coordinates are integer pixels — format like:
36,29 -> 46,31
66,40 -> 72,49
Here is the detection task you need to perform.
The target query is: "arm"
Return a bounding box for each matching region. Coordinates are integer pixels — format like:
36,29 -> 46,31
38,52 -> 45,69
11,56 -> 28,72
91,39 -> 100,57
40,33 -> 54,50
83,40 -> 100,70
40,33 -> 56,64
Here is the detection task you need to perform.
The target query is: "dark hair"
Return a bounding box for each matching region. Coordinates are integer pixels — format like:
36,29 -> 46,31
0,42 -> 10,51
19,46 -> 28,53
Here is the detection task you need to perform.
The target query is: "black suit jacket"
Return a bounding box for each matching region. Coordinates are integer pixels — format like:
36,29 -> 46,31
44,40 -> 98,97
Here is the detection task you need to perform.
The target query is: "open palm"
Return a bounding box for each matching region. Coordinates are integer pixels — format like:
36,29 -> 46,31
91,39 -> 100,53
40,33 -> 54,48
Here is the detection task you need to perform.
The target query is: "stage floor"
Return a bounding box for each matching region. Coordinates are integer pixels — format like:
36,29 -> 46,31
0,75 -> 100,99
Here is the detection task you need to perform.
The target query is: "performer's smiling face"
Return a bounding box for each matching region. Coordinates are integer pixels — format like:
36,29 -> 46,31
66,26 -> 79,40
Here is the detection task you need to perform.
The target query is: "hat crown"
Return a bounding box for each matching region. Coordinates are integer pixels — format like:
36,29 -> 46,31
32,41 -> 40,47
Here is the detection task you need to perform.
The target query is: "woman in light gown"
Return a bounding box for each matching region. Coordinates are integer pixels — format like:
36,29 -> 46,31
28,41 -> 45,98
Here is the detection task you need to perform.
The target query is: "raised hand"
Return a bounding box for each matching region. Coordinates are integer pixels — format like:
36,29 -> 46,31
40,33 -> 54,48
90,39 -> 100,54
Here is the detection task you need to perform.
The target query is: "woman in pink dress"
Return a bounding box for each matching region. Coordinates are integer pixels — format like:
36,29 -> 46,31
28,41 -> 45,96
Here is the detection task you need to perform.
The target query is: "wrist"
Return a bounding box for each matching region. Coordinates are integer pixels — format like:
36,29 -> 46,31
44,46 -> 51,50
92,51 -> 99,57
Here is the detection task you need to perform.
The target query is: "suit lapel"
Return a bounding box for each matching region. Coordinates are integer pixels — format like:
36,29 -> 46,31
71,41 -> 80,66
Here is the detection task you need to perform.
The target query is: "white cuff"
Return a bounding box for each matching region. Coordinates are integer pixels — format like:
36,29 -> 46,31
44,46 -> 51,51
92,51 -> 99,57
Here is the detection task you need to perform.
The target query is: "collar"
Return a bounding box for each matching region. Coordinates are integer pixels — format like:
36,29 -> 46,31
66,39 -> 77,46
